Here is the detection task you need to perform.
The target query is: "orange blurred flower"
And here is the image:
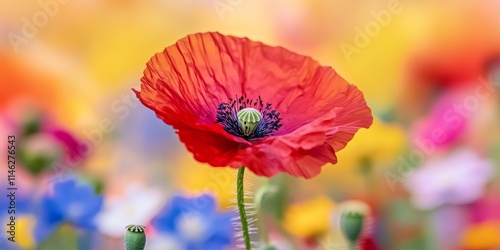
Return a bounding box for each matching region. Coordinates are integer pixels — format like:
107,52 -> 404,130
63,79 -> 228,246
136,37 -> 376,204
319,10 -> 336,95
0,53 -> 62,111
461,221 -> 500,250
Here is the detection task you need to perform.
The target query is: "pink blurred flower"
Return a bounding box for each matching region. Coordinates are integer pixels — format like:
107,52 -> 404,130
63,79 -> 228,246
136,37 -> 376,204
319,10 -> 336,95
411,84 -> 496,153
412,92 -> 468,150
405,149 -> 494,210
469,194 -> 500,225
3,106 -> 84,176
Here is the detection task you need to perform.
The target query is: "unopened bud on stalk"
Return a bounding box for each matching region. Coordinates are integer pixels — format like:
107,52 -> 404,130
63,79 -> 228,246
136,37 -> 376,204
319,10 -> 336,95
340,211 -> 364,243
337,200 -> 371,245
489,61 -> 500,85
19,134 -> 62,175
259,245 -> 278,250
124,225 -> 146,250
21,112 -> 42,136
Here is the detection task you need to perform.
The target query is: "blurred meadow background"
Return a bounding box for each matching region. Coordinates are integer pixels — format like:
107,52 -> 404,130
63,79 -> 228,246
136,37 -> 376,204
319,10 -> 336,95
1,0 -> 500,249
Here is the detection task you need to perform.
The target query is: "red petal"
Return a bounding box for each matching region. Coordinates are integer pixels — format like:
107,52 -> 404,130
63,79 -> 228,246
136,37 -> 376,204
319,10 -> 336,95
135,32 -> 250,131
243,83 -> 372,178
177,124 -> 249,168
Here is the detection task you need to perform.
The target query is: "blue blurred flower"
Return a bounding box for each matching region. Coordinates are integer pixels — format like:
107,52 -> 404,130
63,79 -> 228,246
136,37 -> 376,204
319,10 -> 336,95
120,105 -> 180,156
35,178 -> 103,241
151,194 -> 234,250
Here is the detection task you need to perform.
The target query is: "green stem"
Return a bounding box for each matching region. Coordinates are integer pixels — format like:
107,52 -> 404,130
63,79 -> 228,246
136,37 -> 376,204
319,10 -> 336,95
237,167 -> 252,250
423,210 -> 437,250
349,242 -> 359,250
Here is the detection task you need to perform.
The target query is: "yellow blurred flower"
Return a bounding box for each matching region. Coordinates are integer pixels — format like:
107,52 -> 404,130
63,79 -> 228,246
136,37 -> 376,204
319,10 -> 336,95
33,0 -> 275,91
462,221 -> 500,249
312,118 -> 405,192
16,215 -> 36,249
336,118 -> 405,168
326,5 -> 425,112
283,196 -> 335,238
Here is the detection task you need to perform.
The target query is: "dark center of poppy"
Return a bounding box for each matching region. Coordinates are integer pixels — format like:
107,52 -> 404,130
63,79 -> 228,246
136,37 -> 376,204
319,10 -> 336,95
216,96 -> 282,141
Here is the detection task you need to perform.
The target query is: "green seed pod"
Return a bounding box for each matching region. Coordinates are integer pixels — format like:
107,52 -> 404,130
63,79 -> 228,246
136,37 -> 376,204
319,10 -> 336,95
19,134 -> 62,175
490,62 -> 500,85
21,112 -> 42,136
340,211 -> 364,243
337,200 -> 371,244
124,225 -> 146,250
237,108 -> 262,135
263,245 -> 278,250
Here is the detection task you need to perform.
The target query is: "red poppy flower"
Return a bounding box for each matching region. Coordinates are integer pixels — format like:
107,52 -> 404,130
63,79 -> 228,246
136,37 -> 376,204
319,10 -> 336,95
134,32 -> 372,178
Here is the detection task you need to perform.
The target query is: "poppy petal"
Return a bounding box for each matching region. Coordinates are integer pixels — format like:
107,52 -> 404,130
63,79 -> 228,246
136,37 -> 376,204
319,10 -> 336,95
135,32 -> 251,131
243,86 -> 372,178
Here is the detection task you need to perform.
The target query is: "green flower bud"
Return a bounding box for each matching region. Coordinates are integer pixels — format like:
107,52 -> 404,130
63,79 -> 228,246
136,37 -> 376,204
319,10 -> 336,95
21,112 -> 42,136
254,184 -> 278,210
124,225 -> 146,250
490,61 -> 500,85
340,211 -> 364,243
262,245 -> 278,250
337,200 -> 371,244
19,134 -> 62,175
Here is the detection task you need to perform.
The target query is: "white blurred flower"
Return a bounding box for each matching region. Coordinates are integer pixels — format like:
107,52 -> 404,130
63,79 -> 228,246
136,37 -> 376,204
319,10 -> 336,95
146,234 -> 183,250
405,148 -> 494,210
95,183 -> 164,237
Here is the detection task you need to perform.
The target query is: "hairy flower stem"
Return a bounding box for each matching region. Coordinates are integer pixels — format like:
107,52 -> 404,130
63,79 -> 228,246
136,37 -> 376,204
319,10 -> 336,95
237,167 -> 252,250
